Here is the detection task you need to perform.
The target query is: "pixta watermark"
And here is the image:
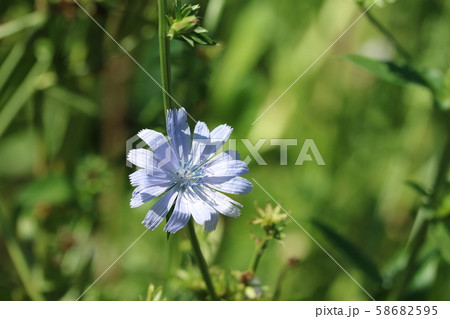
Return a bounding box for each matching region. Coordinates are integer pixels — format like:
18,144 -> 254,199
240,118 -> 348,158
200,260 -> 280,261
126,136 -> 325,170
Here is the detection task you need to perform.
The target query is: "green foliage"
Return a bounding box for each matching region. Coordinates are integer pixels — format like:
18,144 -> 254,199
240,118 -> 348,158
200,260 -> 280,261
436,194 -> 450,218
0,12 -> 46,39
350,0 -> 396,7
344,55 -> 426,86
251,201 -> 288,240
0,0 -> 449,301
345,55 -> 450,111
146,284 -> 166,301
167,2 -> 215,47
17,174 -> 72,208
430,221 -> 450,265
405,181 -> 430,198
312,220 -> 382,283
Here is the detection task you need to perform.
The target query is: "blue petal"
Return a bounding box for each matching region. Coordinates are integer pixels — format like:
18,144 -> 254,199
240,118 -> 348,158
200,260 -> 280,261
129,169 -> 171,187
193,186 -> 242,218
166,108 -> 191,162
204,211 -> 219,232
201,124 -> 232,160
130,182 -> 173,208
127,149 -> 155,169
142,187 -> 179,230
138,129 -> 178,171
185,188 -> 214,225
203,150 -> 249,177
191,121 -> 210,166
205,176 -> 252,195
164,190 -> 191,233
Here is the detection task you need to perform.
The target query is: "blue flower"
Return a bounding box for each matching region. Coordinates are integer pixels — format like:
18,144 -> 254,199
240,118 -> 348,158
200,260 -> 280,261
127,108 -> 252,233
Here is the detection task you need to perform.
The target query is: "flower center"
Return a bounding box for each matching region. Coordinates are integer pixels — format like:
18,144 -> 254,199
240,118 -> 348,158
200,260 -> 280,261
173,165 -> 204,188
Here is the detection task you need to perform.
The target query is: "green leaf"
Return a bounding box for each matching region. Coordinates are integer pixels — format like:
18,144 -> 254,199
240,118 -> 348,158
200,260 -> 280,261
0,42 -> 26,93
43,95 -> 71,158
0,62 -> 48,139
312,219 -> 382,283
405,180 -> 429,197
181,6 -> 194,17
345,55 -> 450,111
0,204 -> 44,301
0,12 -> 46,40
344,55 -> 427,87
181,35 -> 194,47
194,26 -> 208,34
420,67 -> 450,111
166,15 -> 174,25
436,195 -> 450,218
191,33 -> 208,45
17,174 -> 72,208
166,207 -> 174,240
196,33 -> 216,45
45,86 -> 98,116
146,284 -> 164,301
0,131 -> 39,177
429,221 -> 450,265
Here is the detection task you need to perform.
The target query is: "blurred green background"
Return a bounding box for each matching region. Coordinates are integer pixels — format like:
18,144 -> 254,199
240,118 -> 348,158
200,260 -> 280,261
0,0 -> 449,301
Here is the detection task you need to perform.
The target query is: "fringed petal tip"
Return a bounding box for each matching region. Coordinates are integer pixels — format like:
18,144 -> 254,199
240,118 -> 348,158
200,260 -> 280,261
141,219 -> 159,231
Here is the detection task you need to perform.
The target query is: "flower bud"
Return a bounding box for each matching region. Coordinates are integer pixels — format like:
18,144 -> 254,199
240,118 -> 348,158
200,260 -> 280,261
168,15 -> 199,40
166,2 -> 216,46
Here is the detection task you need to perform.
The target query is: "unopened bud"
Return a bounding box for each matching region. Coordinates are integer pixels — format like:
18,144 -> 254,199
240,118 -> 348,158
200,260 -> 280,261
168,15 -> 199,39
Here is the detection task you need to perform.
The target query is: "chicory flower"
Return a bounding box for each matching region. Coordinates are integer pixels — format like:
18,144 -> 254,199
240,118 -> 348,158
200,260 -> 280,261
128,108 -> 252,233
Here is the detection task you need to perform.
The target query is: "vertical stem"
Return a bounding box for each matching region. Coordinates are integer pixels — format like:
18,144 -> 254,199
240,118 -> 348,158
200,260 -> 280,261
390,210 -> 428,300
430,120 -> 450,201
0,201 -> 44,301
272,264 -> 289,301
391,117 -> 450,300
359,4 -> 412,61
186,219 -> 218,300
360,2 -> 450,298
158,0 -> 215,300
158,0 -> 172,114
248,237 -> 270,275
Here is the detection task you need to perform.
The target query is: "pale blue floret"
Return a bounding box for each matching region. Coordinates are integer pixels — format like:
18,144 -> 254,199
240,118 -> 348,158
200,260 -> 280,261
127,107 -> 252,233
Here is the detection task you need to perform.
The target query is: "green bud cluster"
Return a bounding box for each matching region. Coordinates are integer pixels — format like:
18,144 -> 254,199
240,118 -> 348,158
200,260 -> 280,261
251,202 -> 288,240
167,2 -> 216,47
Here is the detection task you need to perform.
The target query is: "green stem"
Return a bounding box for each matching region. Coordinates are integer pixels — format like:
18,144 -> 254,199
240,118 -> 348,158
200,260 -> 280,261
390,210 -> 428,300
360,2 -> 449,299
248,237 -> 270,275
0,201 -> 44,301
430,119 -> 450,201
359,4 -> 412,61
272,264 -> 288,300
158,0 -> 172,114
186,219 -> 218,300
391,117 -> 450,300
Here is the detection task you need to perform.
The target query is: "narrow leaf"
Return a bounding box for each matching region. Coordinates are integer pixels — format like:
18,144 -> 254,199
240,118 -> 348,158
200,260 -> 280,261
344,55 -> 427,87
45,86 -> 98,116
430,222 -> 450,265
0,12 -> 46,39
312,219 -> 382,283
194,26 -> 208,34
191,33 -> 208,45
0,42 -> 26,93
0,62 -> 49,139
181,35 -> 194,47
405,180 -> 429,197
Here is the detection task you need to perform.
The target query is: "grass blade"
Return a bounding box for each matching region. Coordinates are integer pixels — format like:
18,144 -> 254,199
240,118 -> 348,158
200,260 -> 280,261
312,219 -> 382,283
0,42 -> 26,92
0,12 -> 46,40
0,62 -> 48,139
